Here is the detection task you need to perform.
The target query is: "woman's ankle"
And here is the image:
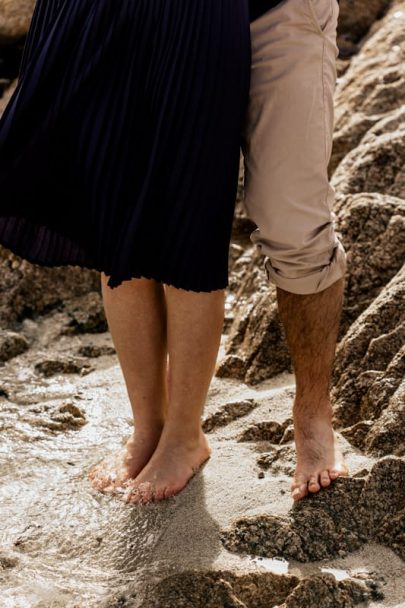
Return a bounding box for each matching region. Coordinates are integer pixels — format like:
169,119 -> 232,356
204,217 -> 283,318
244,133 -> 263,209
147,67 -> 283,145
160,421 -> 206,447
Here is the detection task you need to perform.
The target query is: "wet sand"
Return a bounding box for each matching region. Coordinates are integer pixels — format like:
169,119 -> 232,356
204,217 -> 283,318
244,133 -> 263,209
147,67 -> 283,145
0,312 -> 404,607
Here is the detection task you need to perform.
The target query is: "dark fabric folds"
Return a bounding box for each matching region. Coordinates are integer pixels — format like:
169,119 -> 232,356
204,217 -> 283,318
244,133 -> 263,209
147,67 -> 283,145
0,0 -> 251,291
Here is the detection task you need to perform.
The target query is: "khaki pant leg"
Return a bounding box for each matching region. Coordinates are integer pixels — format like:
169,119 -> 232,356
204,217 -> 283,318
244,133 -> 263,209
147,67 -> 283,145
243,0 -> 347,295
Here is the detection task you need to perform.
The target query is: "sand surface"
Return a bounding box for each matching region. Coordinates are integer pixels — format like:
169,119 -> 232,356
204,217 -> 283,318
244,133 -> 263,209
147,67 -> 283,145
0,318 -> 404,607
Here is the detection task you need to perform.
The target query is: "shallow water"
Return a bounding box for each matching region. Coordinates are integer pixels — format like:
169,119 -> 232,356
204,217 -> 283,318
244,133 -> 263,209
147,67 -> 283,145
0,332 -> 182,608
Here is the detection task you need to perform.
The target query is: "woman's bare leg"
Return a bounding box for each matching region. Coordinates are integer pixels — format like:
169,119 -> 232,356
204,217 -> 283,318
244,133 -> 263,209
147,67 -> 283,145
129,287 -> 225,502
89,274 -> 168,487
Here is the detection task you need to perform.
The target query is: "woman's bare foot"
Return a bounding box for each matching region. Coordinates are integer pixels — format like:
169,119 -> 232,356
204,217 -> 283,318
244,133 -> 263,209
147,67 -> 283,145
291,411 -> 348,501
88,426 -> 163,492
121,428 -> 212,503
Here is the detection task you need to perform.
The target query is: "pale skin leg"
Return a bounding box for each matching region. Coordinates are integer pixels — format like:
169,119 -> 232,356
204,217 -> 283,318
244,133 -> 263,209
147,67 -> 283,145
89,274 -> 223,502
88,274 -> 168,489
276,277 -> 349,501
129,286 -> 224,502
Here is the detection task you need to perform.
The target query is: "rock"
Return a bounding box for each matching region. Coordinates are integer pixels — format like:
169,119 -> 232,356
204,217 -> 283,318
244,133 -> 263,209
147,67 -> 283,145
215,354 -> 247,380
238,418 -> 292,444
280,574 -> 372,608
231,201 -> 257,242
61,292 -> 108,334
0,400 -> 87,438
227,246 -> 268,304
332,265 -> 404,435
222,458 -> 405,562
0,551 -> 19,569
77,344 -> 116,358
360,104 -> 405,146
34,356 -> 94,377
341,420 -> 374,450
257,446 -> 296,476
139,569 -> 370,608
216,289 -> 292,385
28,402 -> 87,432
332,131 -> 405,199
219,192 -> 404,386
337,0 -> 391,44
0,0 -> 35,44
364,372 -> 405,455
202,399 -> 257,433
360,457 -> 405,540
0,247 -> 101,326
238,420 -> 285,444
280,424 -> 295,444
332,3 -> 405,173
375,508 -> 405,561
0,329 -> 29,361
335,193 -> 405,333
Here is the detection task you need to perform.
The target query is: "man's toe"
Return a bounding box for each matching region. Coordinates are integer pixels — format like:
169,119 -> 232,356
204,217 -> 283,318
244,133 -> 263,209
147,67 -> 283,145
320,470 -> 331,487
308,476 -> 321,493
291,478 -> 308,501
329,465 -> 348,480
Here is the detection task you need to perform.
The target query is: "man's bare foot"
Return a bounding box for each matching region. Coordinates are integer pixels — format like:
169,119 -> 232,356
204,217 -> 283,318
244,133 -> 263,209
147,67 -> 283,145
88,426 -> 163,492
291,412 -> 348,501
120,429 -> 212,503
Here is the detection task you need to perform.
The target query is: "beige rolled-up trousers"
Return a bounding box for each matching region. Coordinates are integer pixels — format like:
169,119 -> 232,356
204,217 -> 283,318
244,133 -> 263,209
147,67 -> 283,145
242,0 -> 347,295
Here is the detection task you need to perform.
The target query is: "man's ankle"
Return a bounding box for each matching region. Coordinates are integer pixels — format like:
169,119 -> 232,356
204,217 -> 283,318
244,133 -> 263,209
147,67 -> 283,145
293,398 -> 333,424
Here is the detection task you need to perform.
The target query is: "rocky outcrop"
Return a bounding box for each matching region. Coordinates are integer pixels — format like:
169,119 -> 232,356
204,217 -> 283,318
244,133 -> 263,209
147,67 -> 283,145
0,247 -> 101,327
138,570 -> 374,608
221,5 -> 405,384
218,193 -> 404,385
61,292 -> 108,335
222,458 -> 405,562
335,192 -> 405,332
332,266 -> 405,454
331,2 -> 405,172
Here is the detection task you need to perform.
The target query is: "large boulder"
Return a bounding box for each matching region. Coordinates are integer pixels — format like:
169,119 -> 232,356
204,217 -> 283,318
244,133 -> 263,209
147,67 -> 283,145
0,246 -> 101,327
0,0 -> 35,44
337,0 -> 392,44
332,2 -> 405,173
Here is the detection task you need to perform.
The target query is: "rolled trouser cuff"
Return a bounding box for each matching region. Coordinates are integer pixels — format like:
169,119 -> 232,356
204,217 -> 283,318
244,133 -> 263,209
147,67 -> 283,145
263,239 -> 347,295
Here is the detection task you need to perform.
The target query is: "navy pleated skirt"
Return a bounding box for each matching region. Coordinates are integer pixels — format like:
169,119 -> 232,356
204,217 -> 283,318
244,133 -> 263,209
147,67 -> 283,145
0,0 -> 251,290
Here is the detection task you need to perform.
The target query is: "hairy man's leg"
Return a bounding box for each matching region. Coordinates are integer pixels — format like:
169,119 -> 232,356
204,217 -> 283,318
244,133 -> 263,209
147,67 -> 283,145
276,277 -> 348,501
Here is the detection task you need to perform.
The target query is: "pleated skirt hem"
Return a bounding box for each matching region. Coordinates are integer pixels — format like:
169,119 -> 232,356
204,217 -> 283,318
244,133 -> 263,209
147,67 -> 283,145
0,215 -> 229,292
